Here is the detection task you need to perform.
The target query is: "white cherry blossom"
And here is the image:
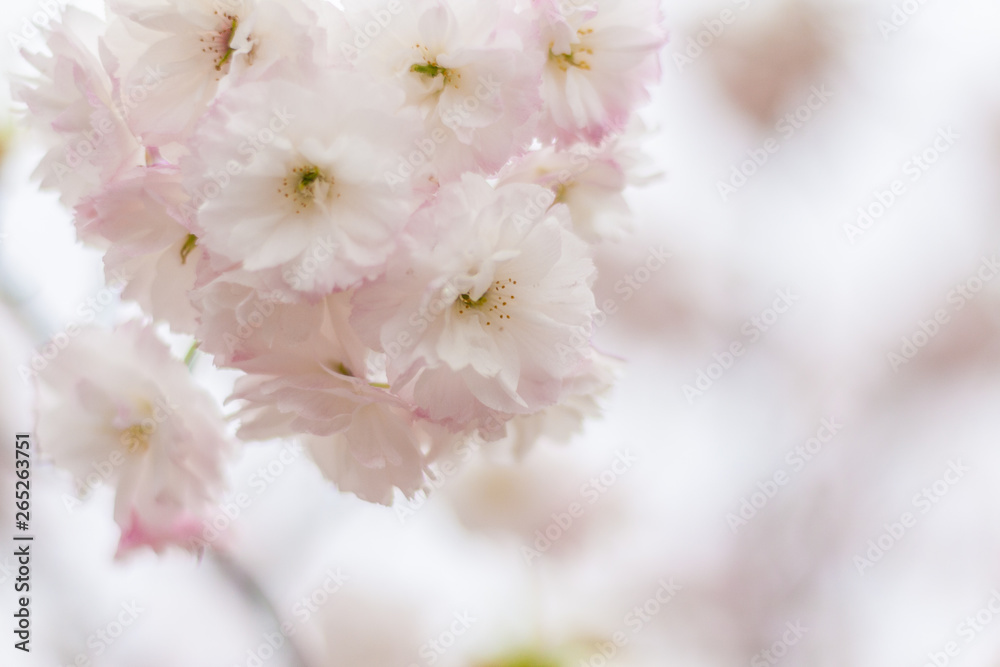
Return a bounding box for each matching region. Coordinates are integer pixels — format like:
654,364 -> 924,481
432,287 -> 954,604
34,323 -> 233,555
353,175 -> 598,427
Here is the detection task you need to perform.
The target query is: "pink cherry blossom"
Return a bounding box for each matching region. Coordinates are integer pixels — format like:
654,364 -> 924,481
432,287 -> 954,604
103,0 -> 342,144
13,7 -> 144,208
75,165 -> 201,333
345,0 -> 543,180
19,0 -> 668,523
353,175 -> 598,428
34,322 -> 234,555
533,0 -> 665,146
183,73 -> 421,294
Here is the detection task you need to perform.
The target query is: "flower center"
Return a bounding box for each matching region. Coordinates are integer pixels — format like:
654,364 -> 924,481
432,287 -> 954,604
122,424 -> 151,454
217,18 -> 239,70
298,166 -> 322,192
279,164 -> 337,213
201,11 -> 241,72
549,28 -> 595,71
553,182 -> 573,204
411,62 -> 450,79
458,292 -> 488,308
409,47 -> 457,87
454,277 -> 518,329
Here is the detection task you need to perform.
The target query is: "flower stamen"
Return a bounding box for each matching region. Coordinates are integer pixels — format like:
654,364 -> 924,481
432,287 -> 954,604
459,292 -> 488,308
549,29 -> 596,71
180,234 -> 198,264
455,278 -> 518,330
410,59 -> 457,85
216,17 -> 239,71
280,164 -> 337,213
122,424 -> 151,453
297,166 -> 323,193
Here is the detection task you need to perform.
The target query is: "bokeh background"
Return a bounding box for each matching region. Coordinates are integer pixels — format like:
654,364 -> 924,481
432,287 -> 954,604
3,0 -> 1000,665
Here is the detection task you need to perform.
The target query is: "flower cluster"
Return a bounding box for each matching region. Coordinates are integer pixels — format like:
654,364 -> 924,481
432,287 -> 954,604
16,0 -> 665,551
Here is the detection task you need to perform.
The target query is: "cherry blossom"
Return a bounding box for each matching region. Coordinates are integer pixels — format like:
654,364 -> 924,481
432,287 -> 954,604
13,7 -> 144,208
17,0 -> 667,527
533,0 -> 665,146
345,0 -> 543,179
184,74 -> 421,294
34,323 -> 233,555
353,175 -> 598,427
75,165 -> 202,332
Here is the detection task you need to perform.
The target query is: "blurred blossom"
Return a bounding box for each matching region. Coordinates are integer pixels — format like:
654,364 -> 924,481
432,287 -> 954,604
3,0 -> 1000,666
706,0 -> 843,125
34,322 -> 234,555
